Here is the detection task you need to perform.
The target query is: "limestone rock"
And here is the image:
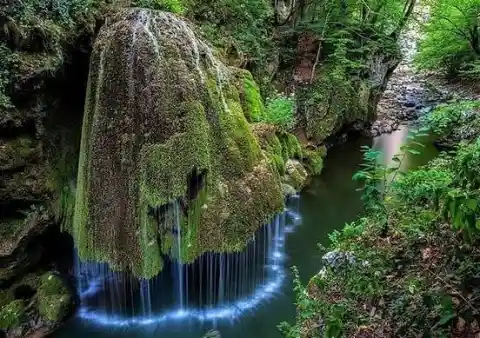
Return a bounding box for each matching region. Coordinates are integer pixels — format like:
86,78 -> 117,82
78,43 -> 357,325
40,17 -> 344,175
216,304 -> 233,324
283,160 -> 308,191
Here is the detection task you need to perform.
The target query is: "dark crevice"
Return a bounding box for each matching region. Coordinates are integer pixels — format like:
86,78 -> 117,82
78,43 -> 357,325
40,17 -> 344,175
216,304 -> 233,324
14,284 -> 36,300
187,167 -> 207,201
0,200 -> 38,219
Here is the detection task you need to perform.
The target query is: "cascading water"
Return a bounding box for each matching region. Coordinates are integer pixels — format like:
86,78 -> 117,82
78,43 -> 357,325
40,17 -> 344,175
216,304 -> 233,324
74,197 -> 301,327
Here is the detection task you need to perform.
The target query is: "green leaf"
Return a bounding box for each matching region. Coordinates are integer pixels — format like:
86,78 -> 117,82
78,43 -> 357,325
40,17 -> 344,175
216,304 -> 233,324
407,149 -> 422,155
436,313 -> 456,326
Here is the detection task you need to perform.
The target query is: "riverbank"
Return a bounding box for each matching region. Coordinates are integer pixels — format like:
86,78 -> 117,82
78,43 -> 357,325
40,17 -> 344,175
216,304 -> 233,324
280,100 -> 480,338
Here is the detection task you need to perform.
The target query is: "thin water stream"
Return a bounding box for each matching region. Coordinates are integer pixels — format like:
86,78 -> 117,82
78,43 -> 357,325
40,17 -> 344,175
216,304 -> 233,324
54,126 -> 437,338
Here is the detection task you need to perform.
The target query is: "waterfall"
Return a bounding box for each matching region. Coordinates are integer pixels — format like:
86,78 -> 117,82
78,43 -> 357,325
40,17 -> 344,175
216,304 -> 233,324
74,198 -> 301,327
74,7 -> 283,279
173,201 -> 184,311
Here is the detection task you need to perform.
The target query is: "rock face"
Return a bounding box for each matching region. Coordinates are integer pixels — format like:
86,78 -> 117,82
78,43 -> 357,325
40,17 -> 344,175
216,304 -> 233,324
74,9 -> 283,278
293,33 -> 400,144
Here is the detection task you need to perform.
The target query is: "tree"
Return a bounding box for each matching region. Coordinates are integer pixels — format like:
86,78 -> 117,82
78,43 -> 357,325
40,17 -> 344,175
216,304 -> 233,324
416,0 -> 480,77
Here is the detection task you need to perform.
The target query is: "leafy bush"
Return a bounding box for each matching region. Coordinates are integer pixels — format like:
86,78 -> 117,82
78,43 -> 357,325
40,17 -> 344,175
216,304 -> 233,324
416,0 -> 480,77
188,0 -> 273,68
393,168 -> 453,208
261,93 -> 295,129
424,101 -> 480,135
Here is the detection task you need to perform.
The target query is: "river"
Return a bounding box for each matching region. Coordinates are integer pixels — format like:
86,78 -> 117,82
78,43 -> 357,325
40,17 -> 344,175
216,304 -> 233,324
54,126 -> 437,338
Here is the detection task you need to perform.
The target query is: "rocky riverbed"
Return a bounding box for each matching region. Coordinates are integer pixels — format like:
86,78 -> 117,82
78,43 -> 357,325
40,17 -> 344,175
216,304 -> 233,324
372,6 -> 450,136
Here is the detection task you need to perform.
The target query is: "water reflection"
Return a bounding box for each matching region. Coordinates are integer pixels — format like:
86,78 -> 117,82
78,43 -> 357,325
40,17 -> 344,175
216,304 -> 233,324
373,126 -> 438,170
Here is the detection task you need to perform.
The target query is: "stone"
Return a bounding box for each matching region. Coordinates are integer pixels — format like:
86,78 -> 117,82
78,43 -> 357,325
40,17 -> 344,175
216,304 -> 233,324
322,251 -> 356,269
203,330 -> 221,338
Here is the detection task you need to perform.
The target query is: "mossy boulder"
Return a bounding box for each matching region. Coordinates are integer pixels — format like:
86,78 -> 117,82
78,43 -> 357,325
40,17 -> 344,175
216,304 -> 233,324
303,146 -> 327,176
252,124 -> 310,191
283,159 -> 308,190
37,273 -> 72,322
0,300 -> 25,330
73,9 -> 283,278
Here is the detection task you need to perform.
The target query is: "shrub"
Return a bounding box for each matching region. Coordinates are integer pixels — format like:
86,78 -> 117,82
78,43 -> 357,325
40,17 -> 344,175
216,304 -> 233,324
416,0 -> 480,77
424,101 -> 480,135
393,168 -> 453,208
261,93 -> 295,129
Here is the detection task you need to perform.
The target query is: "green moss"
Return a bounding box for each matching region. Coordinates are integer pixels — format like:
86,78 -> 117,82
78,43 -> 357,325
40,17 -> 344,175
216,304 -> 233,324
299,64 -> 373,142
234,69 -> 265,122
73,10 -> 283,278
303,146 -> 327,176
0,300 -> 25,329
0,291 -> 13,308
278,132 -> 303,160
37,273 -> 71,322
134,0 -> 187,14
283,160 -> 308,190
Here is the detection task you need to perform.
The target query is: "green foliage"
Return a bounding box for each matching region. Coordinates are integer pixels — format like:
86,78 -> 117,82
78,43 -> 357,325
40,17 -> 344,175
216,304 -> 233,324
133,0 -> 186,13
393,168 -> 453,208
424,100 -> 480,134
284,103 -> 480,337
0,0 -> 99,109
189,0 -> 273,68
278,266 -> 316,338
416,0 -> 480,77
441,140 -> 480,240
261,93 -> 295,129
353,129 -> 429,223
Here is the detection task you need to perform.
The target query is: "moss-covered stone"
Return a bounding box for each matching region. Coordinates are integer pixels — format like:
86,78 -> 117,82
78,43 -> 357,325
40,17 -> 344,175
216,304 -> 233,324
297,61 -> 391,143
37,273 -> 72,322
303,146 -> 327,176
73,9 -> 283,278
0,300 -> 25,329
283,159 -> 308,190
233,68 -> 265,122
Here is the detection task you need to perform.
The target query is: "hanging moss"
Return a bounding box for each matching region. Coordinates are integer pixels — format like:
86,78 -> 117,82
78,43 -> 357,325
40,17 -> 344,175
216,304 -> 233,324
73,9 -> 283,278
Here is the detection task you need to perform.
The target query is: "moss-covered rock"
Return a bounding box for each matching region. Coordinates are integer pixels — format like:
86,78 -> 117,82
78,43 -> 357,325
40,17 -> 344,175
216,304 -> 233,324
37,273 -> 72,322
0,291 -> 13,309
283,159 -> 308,190
73,9 -> 283,278
251,123 -> 310,190
303,146 -> 327,176
233,68 -> 265,122
0,300 -> 25,330
294,52 -> 399,143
